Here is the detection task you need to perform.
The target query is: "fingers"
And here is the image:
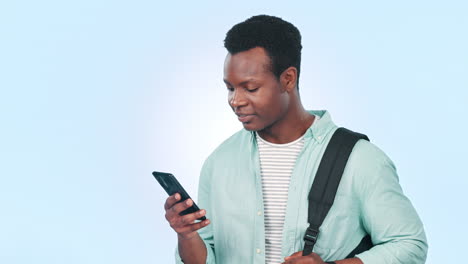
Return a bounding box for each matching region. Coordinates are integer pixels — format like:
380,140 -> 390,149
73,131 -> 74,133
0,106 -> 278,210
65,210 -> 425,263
179,209 -> 206,226
176,217 -> 211,236
292,251 -> 303,257
282,252 -> 322,264
164,193 -> 181,210
164,193 -> 210,238
166,196 -> 194,219
170,210 -> 210,239
284,251 -> 303,261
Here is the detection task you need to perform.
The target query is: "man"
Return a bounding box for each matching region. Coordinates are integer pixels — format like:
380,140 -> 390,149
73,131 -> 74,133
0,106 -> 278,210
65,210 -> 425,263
164,15 -> 428,264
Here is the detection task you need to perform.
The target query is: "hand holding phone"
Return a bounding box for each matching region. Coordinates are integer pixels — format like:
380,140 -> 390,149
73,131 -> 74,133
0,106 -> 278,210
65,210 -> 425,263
153,171 -> 206,221
154,171 -> 210,240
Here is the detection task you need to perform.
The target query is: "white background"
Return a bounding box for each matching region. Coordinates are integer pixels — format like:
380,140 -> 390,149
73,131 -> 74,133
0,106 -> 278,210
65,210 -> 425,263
1,1 -> 467,263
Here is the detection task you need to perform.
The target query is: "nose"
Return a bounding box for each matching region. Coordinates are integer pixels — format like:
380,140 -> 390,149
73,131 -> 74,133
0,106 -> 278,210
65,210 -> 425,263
229,89 -> 247,109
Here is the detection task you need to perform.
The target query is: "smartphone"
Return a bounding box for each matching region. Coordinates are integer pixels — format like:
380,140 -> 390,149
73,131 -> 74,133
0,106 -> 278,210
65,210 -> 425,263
153,171 -> 206,221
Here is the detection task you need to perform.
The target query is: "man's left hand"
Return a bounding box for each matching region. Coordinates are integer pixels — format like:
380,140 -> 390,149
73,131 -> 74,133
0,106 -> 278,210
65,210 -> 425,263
282,251 -> 326,264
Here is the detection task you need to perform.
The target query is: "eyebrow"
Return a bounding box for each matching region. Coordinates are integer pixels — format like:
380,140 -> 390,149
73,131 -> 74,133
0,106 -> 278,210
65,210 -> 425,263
223,78 -> 256,86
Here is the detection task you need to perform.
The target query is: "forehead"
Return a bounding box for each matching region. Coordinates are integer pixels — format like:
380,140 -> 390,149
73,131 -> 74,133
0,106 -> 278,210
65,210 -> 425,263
223,47 -> 272,82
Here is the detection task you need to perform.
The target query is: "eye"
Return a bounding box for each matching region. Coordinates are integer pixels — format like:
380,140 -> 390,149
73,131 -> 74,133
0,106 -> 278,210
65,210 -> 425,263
226,86 -> 234,92
247,87 -> 259,93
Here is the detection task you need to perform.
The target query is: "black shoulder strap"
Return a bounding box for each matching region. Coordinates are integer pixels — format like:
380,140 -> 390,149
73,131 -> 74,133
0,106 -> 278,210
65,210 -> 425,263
345,234 -> 373,258
302,127 -> 369,256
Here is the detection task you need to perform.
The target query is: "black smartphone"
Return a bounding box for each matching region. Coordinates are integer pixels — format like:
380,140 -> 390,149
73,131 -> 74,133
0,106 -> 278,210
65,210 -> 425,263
153,171 -> 206,221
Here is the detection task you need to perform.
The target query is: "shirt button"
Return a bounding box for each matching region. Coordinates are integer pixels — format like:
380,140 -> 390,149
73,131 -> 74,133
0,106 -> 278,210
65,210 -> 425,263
256,249 -> 261,254
257,211 -> 262,216
318,136 -> 322,140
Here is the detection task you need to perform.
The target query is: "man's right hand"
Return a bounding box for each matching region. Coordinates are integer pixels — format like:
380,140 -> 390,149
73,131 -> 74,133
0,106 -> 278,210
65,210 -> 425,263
164,193 -> 210,240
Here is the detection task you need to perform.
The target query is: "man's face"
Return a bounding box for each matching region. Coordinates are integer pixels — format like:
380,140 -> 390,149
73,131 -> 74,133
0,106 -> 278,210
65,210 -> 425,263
223,47 -> 290,131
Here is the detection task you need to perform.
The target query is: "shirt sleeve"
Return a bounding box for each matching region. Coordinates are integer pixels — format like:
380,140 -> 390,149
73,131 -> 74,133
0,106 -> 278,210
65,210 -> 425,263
175,157 -> 217,264
352,141 -> 428,264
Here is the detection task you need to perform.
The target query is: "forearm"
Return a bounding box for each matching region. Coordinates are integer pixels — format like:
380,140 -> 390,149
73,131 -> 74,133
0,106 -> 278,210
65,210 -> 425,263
178,233 -> 207,264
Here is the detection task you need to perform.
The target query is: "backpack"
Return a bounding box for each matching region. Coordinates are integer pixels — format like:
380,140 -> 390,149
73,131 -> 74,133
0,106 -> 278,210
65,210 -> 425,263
302,127 -> 374,260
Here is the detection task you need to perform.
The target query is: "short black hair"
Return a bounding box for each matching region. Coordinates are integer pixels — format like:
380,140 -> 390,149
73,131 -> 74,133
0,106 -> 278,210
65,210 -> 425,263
224,15 -> 302,89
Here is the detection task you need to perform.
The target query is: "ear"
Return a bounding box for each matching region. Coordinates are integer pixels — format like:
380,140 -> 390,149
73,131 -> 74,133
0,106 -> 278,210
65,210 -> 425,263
280,67 -> 298,93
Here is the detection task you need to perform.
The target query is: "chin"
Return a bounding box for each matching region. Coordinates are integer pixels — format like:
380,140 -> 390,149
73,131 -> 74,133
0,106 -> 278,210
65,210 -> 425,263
241,122 -> 258,131
241,121 -> 265,132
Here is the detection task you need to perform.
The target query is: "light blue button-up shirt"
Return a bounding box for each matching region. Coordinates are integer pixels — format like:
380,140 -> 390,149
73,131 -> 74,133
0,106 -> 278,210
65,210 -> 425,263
175,110 -> 428,263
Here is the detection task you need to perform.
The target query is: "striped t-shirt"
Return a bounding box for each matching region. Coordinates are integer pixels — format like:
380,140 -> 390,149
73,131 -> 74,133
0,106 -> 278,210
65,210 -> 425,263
256,115 -> 319,264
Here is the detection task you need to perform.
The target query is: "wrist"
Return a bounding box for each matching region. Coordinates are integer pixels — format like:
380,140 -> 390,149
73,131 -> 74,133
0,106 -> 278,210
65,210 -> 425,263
177,233 -> 198,241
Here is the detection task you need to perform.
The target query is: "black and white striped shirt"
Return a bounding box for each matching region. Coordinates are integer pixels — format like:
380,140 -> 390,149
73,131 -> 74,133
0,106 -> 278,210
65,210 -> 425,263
256,116 -> 319,263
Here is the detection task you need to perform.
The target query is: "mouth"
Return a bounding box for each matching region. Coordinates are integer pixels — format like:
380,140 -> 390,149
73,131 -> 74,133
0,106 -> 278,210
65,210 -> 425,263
237,114 -> 254,123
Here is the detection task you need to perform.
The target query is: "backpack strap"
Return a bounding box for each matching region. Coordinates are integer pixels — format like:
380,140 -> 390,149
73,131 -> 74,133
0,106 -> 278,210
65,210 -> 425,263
302,127 -> 369,256
345,234 -> 373,258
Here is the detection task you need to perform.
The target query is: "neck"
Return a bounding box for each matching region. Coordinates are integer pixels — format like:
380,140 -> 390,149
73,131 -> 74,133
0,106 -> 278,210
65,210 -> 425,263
257,103 -> 315,144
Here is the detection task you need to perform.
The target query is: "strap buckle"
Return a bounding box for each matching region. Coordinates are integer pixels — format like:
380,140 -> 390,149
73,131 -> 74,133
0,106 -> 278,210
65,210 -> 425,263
303,227 -> 319,245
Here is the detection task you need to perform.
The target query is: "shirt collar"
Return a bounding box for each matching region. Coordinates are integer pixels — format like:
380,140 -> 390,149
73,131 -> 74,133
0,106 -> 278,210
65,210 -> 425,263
303,110 -> 336,143
248,109 -> 336,144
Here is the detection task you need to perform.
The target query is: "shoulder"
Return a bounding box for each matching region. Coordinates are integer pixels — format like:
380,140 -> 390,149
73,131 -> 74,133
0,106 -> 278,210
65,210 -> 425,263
349,139 -> 395,170
346,137 -> 398,194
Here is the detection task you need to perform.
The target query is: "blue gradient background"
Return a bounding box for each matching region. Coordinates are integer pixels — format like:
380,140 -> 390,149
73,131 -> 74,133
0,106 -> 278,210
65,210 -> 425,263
1,1 -> 466,263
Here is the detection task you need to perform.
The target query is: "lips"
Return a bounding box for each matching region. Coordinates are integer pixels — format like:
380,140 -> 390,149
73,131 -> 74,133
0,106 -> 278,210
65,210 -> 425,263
237,114 -> 254,123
